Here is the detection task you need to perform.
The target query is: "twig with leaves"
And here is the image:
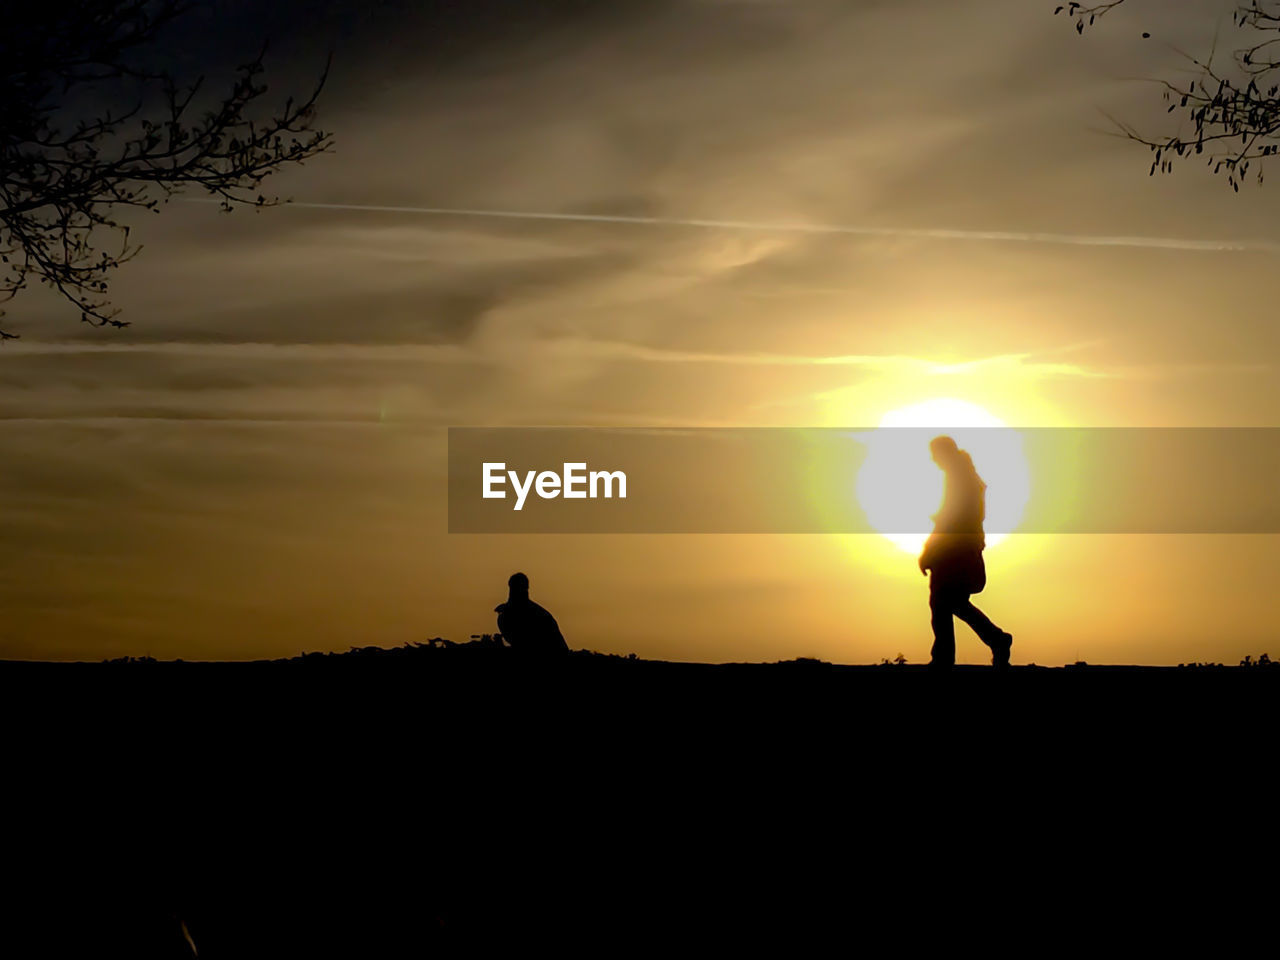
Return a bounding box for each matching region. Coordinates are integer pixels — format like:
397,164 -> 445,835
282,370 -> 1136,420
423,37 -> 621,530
1056,1 -> 1280,190
0,1 -> 332,339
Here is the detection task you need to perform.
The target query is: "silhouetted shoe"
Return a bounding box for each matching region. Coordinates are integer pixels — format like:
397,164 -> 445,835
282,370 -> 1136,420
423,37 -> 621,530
927,660 -> 953,673
991,632 -> 1013,669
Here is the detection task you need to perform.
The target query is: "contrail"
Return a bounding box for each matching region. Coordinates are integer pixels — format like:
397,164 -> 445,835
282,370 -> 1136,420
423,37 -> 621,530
184,198 -> 1280,254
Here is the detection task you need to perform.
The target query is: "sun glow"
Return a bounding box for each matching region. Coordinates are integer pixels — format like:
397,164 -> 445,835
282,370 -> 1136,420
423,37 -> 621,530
855,398 -> 1030,554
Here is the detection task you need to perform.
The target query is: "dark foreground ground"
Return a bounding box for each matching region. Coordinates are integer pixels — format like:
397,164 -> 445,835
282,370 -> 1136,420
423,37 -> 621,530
3,640 -> 1274,956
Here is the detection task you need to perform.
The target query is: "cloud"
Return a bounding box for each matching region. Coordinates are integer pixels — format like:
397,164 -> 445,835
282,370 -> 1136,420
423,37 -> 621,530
204,199 -> 1280,254
0,341 -> 478,361
541,338 -> 1111,378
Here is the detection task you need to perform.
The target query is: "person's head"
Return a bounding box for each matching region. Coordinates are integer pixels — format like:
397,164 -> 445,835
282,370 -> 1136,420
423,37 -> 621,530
508,572 -> 529,596
929,435 -> 960,469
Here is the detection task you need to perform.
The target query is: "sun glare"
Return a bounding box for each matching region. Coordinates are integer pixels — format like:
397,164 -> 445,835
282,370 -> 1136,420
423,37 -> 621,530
854,398 -> 1030,554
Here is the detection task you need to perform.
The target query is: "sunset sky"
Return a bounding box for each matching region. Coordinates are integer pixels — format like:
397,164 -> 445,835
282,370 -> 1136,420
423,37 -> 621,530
2,0 -> 1278,664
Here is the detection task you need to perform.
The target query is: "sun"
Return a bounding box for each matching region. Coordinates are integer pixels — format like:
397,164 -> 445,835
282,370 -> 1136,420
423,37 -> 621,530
854,398 -> 1030,554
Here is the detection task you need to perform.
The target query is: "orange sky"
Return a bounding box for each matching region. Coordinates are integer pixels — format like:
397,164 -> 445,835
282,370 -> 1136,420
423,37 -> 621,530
1,0 -> 1277,664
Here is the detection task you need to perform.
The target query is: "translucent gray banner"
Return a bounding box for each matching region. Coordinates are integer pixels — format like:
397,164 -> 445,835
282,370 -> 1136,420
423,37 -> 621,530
447,428 -> 1280,534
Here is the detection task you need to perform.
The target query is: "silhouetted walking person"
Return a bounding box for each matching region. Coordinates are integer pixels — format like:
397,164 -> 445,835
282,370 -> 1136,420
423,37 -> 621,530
918,436 -> 1013,670
495,572 -> 569,658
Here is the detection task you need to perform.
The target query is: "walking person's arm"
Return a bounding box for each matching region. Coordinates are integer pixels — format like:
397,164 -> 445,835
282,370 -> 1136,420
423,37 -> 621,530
919,536 -> 935,575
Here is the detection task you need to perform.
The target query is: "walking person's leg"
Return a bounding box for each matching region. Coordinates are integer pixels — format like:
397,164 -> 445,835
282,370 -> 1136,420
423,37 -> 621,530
954,598 -> 1012,668
928,581 -> 957,669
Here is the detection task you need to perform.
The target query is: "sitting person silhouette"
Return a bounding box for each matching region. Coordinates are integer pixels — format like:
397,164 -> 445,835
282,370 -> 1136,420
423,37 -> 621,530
495,572 -> 569,658
918,436 -> 1013,670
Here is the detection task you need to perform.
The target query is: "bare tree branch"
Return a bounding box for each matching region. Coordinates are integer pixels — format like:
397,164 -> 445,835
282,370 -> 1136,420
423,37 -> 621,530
0,1 -> 332,339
